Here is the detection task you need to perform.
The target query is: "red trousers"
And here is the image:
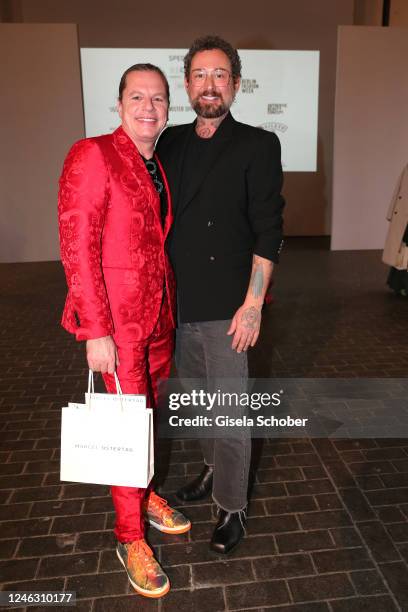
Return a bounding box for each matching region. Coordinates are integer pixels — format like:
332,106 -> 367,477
103,296 -> 173,542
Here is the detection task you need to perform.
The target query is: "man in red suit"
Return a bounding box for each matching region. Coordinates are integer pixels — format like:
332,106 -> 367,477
58,64 -> 190,599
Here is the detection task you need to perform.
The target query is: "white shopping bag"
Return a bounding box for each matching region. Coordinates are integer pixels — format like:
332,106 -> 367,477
60,371 -> 154,487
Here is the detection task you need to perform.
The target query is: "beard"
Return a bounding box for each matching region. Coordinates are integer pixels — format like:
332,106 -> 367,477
191,89 -> 230,118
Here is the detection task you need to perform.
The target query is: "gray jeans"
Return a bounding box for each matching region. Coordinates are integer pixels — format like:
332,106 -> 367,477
175,319 -> 250,512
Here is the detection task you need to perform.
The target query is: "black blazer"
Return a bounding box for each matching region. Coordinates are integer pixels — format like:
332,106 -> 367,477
157,112 -> 284,323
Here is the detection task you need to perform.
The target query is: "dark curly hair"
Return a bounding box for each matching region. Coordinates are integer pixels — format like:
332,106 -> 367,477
118,63 -> 169,101
184,35 -> 242,83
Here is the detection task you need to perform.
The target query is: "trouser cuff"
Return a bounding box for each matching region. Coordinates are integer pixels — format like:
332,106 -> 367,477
212,492 -> 247,514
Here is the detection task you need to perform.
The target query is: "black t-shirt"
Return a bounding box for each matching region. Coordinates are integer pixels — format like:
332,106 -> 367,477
179,130 -> 216,205
142,156 -> 167,227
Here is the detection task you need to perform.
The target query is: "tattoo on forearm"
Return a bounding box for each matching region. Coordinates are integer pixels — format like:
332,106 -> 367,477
249,256 -> 273,299
241,306 -> 261,330
250,262 -> 264,298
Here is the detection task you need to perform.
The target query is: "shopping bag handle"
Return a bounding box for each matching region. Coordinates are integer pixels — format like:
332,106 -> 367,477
88,370 -> 123,395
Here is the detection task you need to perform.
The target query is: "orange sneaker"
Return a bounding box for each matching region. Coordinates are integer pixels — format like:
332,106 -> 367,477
144,491 -> 191,534
116,539 -> 170,598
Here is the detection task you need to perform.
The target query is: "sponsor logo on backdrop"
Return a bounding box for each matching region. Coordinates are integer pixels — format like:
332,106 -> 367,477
168,55 -> 184,76
257,121 -> 288,133
268,103 -> 287,115
169,106 -> 192,112
241,78 -> 259,94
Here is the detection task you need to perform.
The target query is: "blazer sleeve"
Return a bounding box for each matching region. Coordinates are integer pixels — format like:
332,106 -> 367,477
58,139 -> 114,341
246,131 -> 285,263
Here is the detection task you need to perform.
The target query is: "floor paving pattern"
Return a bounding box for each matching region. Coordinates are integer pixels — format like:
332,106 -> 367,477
1,240 -> 407,610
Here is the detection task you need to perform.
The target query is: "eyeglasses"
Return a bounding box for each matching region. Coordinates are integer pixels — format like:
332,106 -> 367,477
190,68 -> 231,87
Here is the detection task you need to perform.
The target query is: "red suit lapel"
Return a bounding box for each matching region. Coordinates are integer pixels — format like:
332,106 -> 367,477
112,127 -> 165,233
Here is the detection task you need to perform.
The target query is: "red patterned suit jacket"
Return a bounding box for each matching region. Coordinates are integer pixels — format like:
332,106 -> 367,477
58,126 -> 175,342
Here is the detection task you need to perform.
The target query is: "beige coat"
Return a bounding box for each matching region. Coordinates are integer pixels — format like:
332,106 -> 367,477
383,164 -> 408,269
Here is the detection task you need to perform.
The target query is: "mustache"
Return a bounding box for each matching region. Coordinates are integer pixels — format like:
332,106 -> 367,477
199,89 -> 222,98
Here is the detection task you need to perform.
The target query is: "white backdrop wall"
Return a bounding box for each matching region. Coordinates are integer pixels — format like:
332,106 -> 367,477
81,48 -> 319,172
331,26 -> 408,250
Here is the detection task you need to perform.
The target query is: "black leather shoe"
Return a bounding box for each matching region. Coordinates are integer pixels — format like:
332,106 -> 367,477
176,465 -> 214,502
210,507 -> 246,554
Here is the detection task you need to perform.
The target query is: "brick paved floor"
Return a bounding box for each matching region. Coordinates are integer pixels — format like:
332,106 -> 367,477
1,239 -> 408,611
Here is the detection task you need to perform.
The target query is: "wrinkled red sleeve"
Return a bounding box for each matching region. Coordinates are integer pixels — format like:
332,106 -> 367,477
58,139 -> 114,341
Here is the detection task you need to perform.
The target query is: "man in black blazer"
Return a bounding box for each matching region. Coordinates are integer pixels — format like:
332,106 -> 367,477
157,35 -> 284,553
